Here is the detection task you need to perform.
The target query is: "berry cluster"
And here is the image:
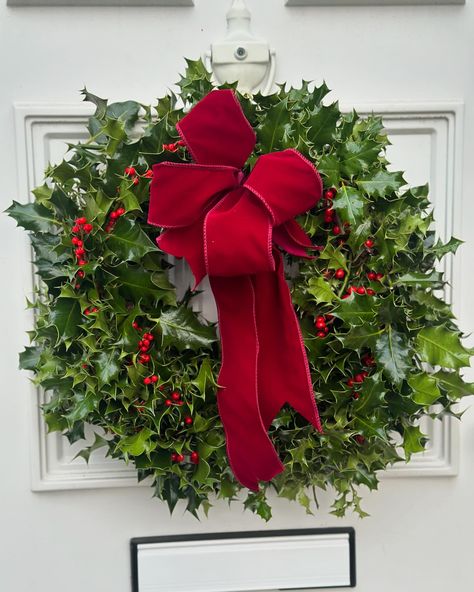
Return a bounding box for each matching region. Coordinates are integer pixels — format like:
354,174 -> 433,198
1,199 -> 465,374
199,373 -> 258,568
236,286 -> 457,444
314,314 -> 333,338
132,322 -> 155,365
342,285 -> 376,299
165,391 -> 184,407
71,217 -> 93,266
124,166 -> 140,186
84,306 -> 99,316
171,450 -> 199,464
346,353 -> 376,399
162,140 -> 185,153
105,207 -> 125,233
143,374 -> 159,385
367,271 -> 383,282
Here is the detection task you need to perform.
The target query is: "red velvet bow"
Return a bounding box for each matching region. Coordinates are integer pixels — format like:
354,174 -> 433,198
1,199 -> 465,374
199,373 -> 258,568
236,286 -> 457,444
148,90 -> 323,491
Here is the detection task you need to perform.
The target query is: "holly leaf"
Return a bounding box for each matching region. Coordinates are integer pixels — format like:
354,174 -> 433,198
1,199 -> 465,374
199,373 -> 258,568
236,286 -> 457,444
416,326 -> 472,369
395,271 -> 444,288
318,243 -> 347,271
19,346 -> 42,371
107,218 -> 157,262
408,373 -> 441,406
191,358 -> 219,398
159,307 -> 216,351
118,428 -> 154,457
340,325 -> 382,349
50,299 -> 82,342
6,201 -> 59,233
332,186 -> 366,226
307,277 -> 336,304
357,170 -> 405,198
431,236 -> 463,260
434,371 -> 474,399
257,98 -> 289,152
333,293 -> 379,326
403,425 -> 426,460
306,103 -> 340,147
354,374 -> 386,413
317,154 -> 340,187
375,328 -> 411,385
113,264 -> 175,305
81,87 -> 108,119
340,140 -> 382,177
94,350 -> 121,385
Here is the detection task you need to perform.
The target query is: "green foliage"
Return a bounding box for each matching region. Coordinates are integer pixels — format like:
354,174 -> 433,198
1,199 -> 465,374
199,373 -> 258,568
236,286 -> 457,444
8,59 -> 472,521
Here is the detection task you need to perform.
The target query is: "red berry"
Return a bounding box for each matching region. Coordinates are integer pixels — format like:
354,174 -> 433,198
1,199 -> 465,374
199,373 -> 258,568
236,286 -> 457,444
139,354 -> 150,363
366,288 -> 376,296
341,294 -> 350,299
76,217 -> 87,225
124,166 -> 136,177
143,377 -> 152,385
140,346 -> 149,353
335,268 -> 345,280
151,375 -> 159,383
170,453 -> 178,462
72,237 -> 80,245
177,140 -> 186,147
325,313 -> 334,320
365,239 -> 374,248
83,224 -> 93,233
361,370 -> 369,377
117,207 -> 125,216
110,210 -> 119,219
171,392 -> 181,401
333,225 -> 341,235
176,453 -> 184,463
72,225 -> 80,233
77,270 -> 85,278
315,320 -> 326,329
165,399 -> 172,407
317,331 -> 326,338
132,321 -> 139,330
142,339 -> 151,348
354,373 -> 364,383
92,307 -> 99,313
75,248 -> 85,257
184,416 -> 193,425
316,316 -> 325,323
355,435 -> 365,445
78,259 -> 86,266
132,176 -> 139,186
190,451 -> 199,464
356,287 -> 365,295
367,272 -> 377,281
376,273 -> 384,281
324,188 -> 336,200
347,378 -> 354,387
84,308 -> 91,316
144,169 -> 153,178
353,392 -> 360,400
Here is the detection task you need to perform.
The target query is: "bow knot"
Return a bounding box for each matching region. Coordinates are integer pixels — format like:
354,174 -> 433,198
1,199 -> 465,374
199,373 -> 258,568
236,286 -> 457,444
148,90 -> 323,491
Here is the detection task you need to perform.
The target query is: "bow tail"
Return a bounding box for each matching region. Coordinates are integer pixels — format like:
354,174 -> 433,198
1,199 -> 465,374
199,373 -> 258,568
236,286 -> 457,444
210,274 -> 285,491
255,251 -> 323,433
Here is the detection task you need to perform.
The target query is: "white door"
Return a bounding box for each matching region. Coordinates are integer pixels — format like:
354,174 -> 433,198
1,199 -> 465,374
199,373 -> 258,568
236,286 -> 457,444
1,1 -> 473,591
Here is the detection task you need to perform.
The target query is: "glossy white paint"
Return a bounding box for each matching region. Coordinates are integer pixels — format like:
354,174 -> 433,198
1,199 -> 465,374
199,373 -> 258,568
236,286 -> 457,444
1,2 -> 473,592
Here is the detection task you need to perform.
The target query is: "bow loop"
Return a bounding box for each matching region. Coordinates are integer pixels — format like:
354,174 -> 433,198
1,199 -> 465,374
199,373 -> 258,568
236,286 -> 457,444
177,89 -> 256,169
149,162 -> 240,228
244,149 -> 323,225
